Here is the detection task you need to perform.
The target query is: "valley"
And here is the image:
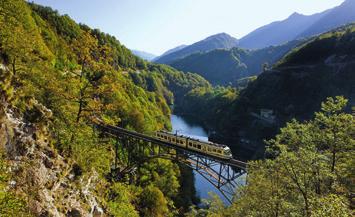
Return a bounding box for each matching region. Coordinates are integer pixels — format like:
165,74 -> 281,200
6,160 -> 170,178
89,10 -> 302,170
0,0 -> 354,216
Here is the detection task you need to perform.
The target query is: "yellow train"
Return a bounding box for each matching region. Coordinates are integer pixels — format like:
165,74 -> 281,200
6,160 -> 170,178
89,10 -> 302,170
155,131 -> 233,159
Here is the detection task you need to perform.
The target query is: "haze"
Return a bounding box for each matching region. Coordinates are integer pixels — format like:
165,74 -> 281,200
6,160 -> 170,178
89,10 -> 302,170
31,0 -> 345,55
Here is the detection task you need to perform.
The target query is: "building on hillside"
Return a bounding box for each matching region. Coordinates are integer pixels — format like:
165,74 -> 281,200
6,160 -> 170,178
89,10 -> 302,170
250,108 -> 276,124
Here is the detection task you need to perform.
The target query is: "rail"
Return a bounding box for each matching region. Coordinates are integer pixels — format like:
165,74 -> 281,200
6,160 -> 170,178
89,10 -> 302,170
96,122 -> 248,170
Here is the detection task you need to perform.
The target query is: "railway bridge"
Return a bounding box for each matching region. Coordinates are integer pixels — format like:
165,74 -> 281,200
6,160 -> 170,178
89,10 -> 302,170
96,122 -> 248,204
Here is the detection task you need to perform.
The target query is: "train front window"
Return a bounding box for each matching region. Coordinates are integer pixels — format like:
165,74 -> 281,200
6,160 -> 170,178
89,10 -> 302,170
224,148 -> 232,156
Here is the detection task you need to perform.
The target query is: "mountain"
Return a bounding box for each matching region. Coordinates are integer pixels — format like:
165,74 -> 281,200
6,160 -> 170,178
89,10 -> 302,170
131,49 -> 157,61
175,24 -> 355,158
155,44 -> 187,60
238,0 -> 355,49
222,24 -> 355,147
154,33 -> 238,64
298,0 -> 355,38
171,40 -> 303,85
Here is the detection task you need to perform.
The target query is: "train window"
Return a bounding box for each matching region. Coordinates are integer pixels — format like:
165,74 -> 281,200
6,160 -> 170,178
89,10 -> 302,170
189,142 -> 192,146
197,145 -> 201,149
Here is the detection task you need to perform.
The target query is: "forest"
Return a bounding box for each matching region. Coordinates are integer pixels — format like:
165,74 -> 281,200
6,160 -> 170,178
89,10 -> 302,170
0,0 -> 354,216
0,1 -> 208,216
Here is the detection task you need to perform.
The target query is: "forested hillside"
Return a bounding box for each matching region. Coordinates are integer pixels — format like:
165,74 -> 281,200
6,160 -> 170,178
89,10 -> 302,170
1,1 -> 354,216
189,96 -> 354,216
171,40 -> 302,86
0,1 -> 209,216
154,33 -> 238,64
178,25 -> 355,216
177,24 -> 355,155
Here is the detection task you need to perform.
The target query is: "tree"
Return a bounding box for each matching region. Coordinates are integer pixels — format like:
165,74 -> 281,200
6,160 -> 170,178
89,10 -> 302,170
106,183 -> 139,217
313,97 -> 354,178
138,185 -> 169,217
218,96 -> 354,217
71,31 -> 98,123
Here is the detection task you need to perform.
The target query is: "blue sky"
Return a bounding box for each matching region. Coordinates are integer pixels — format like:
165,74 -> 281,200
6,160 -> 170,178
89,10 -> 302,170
31,0 -> 345,55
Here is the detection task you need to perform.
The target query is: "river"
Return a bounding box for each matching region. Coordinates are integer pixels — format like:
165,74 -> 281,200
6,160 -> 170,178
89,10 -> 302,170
170,114 -> 245,205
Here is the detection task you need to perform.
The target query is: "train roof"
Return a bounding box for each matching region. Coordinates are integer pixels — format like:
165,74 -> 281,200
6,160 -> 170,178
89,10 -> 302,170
157,130 -> 228,148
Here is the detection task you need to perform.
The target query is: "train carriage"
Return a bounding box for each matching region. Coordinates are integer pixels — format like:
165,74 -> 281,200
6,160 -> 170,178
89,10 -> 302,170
155,131 -> 232,159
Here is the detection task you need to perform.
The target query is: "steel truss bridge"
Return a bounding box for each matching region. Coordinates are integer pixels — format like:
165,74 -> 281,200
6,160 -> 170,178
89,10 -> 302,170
96,123 -> 247,204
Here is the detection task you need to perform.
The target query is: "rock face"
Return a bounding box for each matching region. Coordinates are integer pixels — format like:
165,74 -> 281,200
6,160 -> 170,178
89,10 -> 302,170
0,96 -> 104,216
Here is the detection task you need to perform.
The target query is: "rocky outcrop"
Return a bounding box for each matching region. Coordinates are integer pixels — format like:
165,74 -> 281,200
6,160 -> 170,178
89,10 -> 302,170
0,100 -> 104,216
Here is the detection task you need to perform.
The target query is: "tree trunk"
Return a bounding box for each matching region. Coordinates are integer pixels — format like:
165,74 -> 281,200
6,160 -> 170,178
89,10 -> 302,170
304,196 -> 310,217
331,150 -> 336,173
11,58 -> 16,76
76,97 -> 83,123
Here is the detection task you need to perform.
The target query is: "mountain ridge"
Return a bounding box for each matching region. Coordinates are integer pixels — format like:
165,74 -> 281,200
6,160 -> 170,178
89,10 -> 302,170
170,40 -> 303,85
238,0 -> 355,49
154,33 -> 238,64
131,49 -> 157,61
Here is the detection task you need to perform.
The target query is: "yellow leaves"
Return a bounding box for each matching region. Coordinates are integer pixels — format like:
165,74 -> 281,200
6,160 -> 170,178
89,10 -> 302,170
310,194 -> 352,217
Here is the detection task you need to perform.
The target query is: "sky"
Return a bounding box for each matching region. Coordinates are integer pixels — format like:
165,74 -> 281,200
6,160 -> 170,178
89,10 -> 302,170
31,0 -> 345,55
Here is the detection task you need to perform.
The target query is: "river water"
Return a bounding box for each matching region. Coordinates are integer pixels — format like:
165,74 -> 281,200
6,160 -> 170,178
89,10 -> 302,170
170,114 -> 245,204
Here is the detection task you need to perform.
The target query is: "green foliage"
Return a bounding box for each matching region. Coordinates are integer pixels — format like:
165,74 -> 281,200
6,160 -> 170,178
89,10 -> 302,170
0,2 -> 212,215
191,24 -> 355,154
0,151 -> 32,216
106,183 -> 139,217
138,185 -> 169,217
310,194 -> 352,217
137,159 -> 180,199
210,97 -> 354,216
170,40 -> 302,86
176,86 -> 238,127
155,33 -> 238,65
277,24 -> 355,66
0,67 -> 14,106
29,3 -> 81,40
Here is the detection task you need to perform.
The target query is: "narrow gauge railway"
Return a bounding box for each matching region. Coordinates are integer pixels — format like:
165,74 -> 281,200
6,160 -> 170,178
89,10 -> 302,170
95,120 -> 247,169
156,131 -> 233,159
